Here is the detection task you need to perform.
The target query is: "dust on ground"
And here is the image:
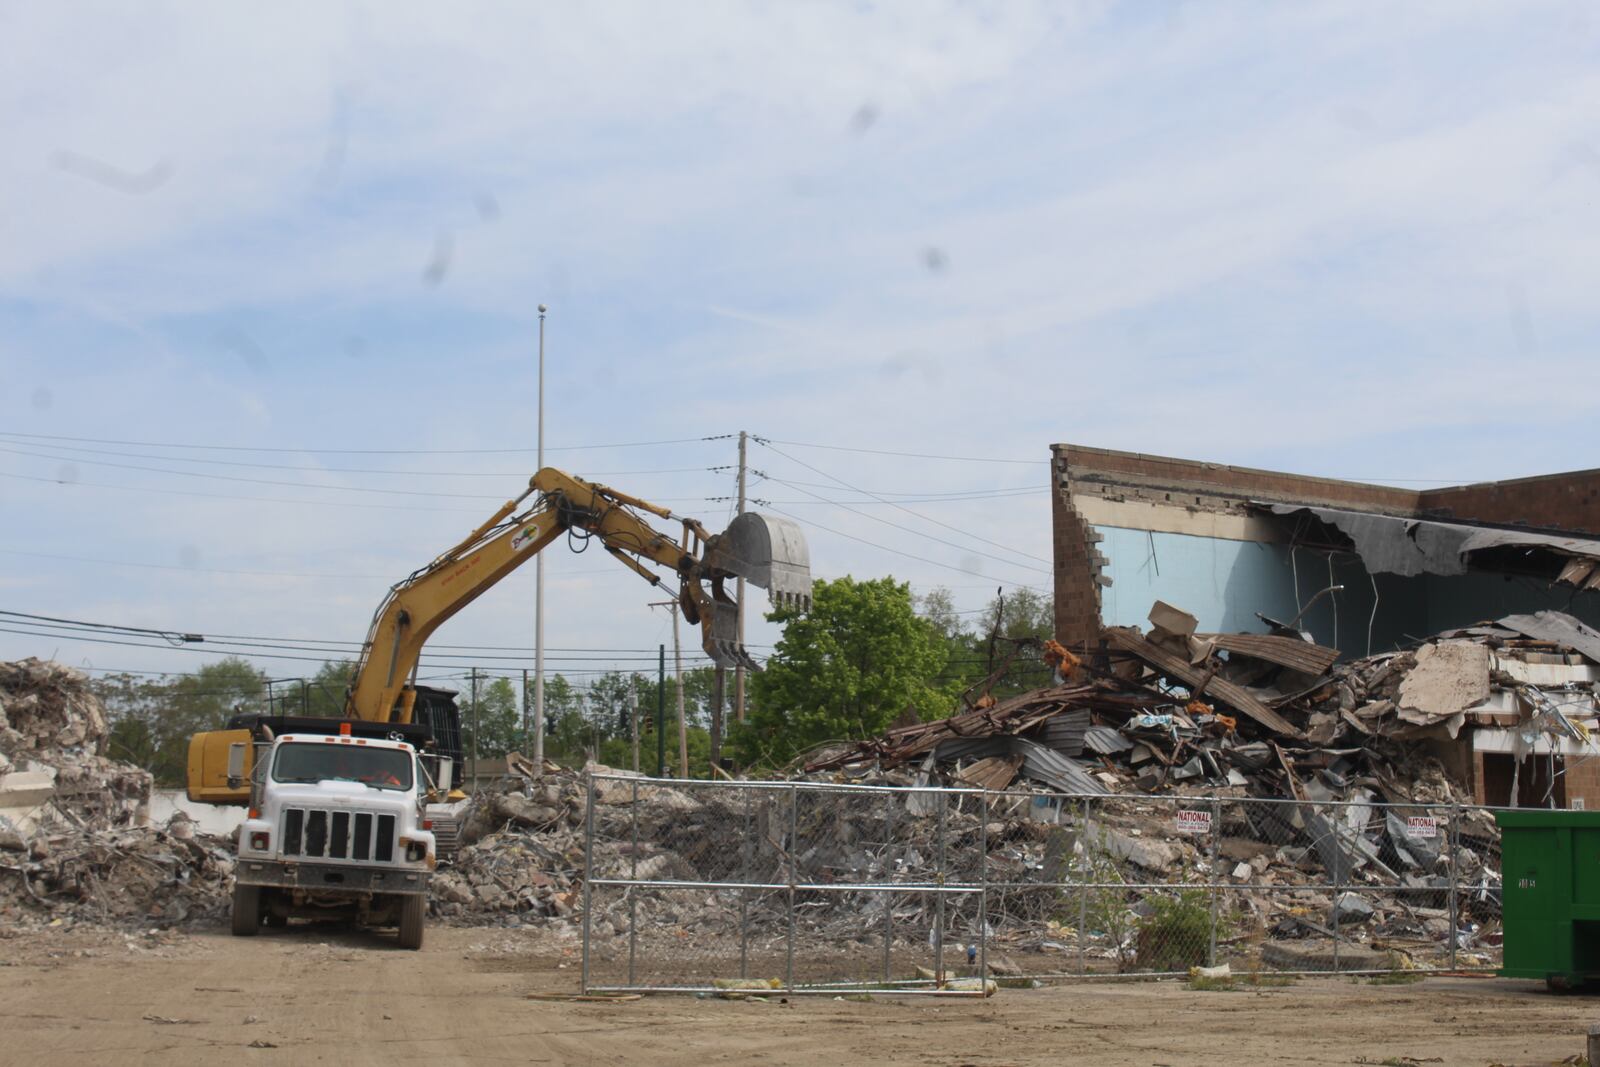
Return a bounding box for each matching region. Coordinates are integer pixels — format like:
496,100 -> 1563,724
0,924 -> 1587,1067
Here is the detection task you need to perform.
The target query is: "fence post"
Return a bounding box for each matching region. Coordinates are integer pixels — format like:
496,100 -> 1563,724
581,772 -> 595,993
628,777 -> 639,986
1330,803 -> 1341,974
1209,794 -> 1221,967
786,784 -> 798,993
883,788 -> 896,986
740,785 -> 751,980
935,789 -> 948,987
1078,795 -> 1090,978
1448,802 -> 1460,972
979,791 -> 990,981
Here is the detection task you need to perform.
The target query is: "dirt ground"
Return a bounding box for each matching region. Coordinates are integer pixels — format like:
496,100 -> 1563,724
0,922 -> 1591,1067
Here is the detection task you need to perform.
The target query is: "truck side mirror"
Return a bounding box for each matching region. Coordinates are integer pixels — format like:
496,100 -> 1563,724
436,758 -> 453,794
226,742 -> 247,787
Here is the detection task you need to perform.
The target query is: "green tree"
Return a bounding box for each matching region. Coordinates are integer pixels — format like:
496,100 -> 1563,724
734,576 -> 954,768
949,586 -> 1058,701
97,672 -> 163,767
917,586 -> 965,643
544,672 -> 595,763
300,659 -> 357,718
460,675 -> 521,760
99,658 -> 269,785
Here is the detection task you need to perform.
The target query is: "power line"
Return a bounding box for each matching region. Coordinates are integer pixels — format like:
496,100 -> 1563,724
0,549 -> 396,581
759,503 -> 1046,591
0,430 -> 728,455
0,610 -> 775,661
0,438 -> 719,479
0,468 -> 488,514
755,439 -> 1052,568
724,487 -> 1044,506
757,437 -> 1042,465
0,624 -> 749,672
0,468 -> 725,513
0,548 -> 620,581
0,444 -> 508,500
747,475 -> 1048,500
760,474 -> 1050,575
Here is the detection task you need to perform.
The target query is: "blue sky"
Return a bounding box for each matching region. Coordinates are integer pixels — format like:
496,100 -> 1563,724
3,1 -> 1598,693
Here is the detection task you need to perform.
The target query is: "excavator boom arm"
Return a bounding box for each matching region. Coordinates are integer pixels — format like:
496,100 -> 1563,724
347,468 -> 808,724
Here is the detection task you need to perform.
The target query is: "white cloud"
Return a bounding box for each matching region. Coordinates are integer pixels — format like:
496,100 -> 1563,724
4,1 -> 1600,684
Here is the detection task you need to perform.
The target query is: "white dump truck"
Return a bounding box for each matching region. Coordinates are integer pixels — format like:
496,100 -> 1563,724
227,721 -> 450,950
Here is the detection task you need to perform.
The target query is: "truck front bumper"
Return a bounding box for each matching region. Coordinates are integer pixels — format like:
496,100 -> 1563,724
237,858 -> 430,895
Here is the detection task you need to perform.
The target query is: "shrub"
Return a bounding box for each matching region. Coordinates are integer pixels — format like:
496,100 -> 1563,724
1135,890 -> 1212,972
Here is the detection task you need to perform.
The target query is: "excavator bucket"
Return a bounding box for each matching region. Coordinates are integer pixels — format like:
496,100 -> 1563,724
706,512 -> 813,611
698,512 -> 812,671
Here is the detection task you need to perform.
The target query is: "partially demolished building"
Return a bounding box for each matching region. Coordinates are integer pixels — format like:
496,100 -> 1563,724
1051,445 -> 1600,809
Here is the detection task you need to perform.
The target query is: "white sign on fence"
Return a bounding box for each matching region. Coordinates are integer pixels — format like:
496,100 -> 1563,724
1174,809 -> 1212,835
1406,815 -> 1438,839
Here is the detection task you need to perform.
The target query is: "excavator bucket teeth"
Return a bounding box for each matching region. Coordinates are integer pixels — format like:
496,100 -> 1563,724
706,512 -> 813,611
701,598 -> 762,671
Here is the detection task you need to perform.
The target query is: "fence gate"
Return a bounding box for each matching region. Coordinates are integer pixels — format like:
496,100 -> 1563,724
580,775 -> 1503,994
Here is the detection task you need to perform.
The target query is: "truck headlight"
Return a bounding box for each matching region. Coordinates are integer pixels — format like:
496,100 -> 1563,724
250,831 -> 270,851
405,841 -> 427,863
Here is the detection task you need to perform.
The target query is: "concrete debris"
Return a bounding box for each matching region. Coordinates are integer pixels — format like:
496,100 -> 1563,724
0,658 -> 151,836
806,603 -> 1600,818
1396,641 -> 1490,727
0,660 -> 234,928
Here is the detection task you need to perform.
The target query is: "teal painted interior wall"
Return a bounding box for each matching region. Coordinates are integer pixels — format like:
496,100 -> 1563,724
1094,526 -> 1597,656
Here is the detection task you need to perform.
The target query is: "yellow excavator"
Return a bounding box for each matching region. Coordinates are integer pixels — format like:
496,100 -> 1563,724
187,467 -> 811,817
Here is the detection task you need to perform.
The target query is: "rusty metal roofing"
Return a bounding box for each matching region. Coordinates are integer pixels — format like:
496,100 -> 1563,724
1205,633 -> 1340,676
1104,627 -> 1304,738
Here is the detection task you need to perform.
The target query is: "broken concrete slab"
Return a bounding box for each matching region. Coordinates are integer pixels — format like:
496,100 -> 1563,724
1397,641 -> 1491,722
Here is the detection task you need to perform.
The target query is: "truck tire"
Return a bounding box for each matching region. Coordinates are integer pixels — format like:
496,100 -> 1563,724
231,882 -> 260,937
397,894 -> 425,950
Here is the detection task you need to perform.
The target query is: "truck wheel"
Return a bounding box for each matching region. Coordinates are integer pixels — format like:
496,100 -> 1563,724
397,894 -> 425,950
231,883 -> 260,937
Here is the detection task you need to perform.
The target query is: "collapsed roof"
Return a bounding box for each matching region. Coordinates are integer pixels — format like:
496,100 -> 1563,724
1264,503 -> 1600,588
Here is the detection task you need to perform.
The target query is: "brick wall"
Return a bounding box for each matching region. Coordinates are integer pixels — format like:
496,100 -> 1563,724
1051,454 -> 1107,647
1048,442 -> 1600,647
1420,471 -> 1600,535
1562,756 -> 1600,810
1054,444 -> 1422,516
1473,747 -> 1600,809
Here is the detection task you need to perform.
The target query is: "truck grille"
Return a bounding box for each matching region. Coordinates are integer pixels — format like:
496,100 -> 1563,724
281,808 -> 396,863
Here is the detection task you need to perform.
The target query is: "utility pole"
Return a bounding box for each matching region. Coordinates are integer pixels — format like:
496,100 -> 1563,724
656,644 -> 666,777
650,600 -> 690,778
734,429 -> 748,722
469,667 -> 479,793
671,603 -> 687,779
533,303 -> 548,771
522,668 -> 530,761
710,667 -> 724,775
629,679 -> 639,774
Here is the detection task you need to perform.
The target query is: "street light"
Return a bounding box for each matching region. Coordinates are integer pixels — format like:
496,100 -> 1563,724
533,303 -> 548,769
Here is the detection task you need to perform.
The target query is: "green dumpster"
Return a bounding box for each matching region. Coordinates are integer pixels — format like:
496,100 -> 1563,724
1495,809 -> 1600,989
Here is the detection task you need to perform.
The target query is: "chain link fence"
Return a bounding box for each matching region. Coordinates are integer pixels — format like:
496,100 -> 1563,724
580,774 -> 1506,995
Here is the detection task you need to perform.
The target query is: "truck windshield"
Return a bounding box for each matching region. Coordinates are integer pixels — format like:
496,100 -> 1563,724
272,743 -> 413,791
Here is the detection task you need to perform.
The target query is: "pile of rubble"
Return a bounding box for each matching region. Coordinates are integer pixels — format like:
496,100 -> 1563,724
808,602 -> 1600,808
0,659 -> 235,928
430,777 -> 588,924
